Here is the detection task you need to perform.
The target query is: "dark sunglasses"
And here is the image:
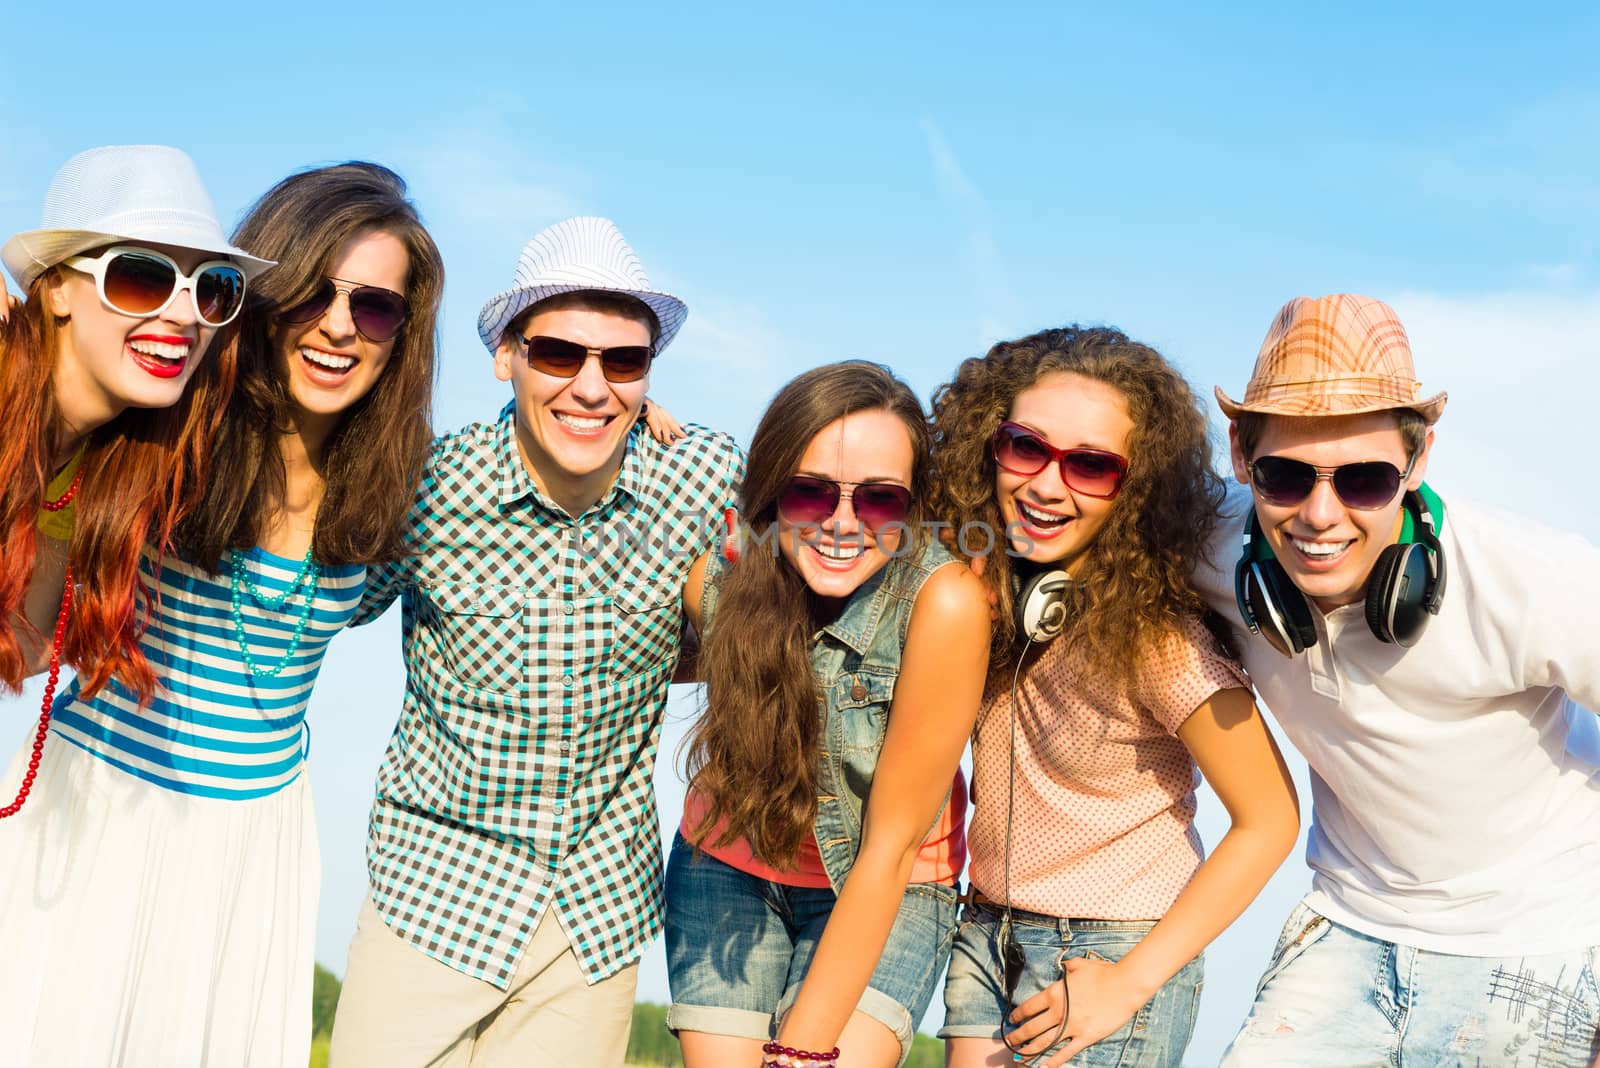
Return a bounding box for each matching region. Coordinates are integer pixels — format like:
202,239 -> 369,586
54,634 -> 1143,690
63,246 -> 246,327
282,277 -> 410,343
522,335 -> 654,384
1246,455 -> 1413,510
991,422 -> 1129,500
775,476 -> 913,532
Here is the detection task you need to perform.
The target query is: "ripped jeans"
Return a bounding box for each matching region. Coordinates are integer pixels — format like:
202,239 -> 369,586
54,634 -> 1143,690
1221,900 -> 1600,1068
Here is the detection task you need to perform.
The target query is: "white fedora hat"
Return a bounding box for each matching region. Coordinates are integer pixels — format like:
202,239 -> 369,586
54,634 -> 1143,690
476,216 -> 688,355
2,144 -> 274,291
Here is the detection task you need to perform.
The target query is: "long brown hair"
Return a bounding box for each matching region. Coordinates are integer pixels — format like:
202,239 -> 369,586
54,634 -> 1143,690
929,325 -> 1226,685
0,277 -> 237,699
686,361 -> 933,868
173,162 -> 443,569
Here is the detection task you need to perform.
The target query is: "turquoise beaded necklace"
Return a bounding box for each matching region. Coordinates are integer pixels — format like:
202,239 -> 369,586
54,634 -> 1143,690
229,546 -> 322,679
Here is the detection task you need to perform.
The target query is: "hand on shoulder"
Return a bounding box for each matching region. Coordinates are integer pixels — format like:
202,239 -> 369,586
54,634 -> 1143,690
640,397 -> 684,444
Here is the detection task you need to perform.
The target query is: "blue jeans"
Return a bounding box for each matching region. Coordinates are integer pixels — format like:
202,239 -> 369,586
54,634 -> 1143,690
940,902 -> 1204,1067
1222,900 -> 1600,1067
662,833 -> 957,1064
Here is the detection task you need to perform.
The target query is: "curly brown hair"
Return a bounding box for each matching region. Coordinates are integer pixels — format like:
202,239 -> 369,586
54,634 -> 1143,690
685,360 -> 932,868
929,325 -> 1226,684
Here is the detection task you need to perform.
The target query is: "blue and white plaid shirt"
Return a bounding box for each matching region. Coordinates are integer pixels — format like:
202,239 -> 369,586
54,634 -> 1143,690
354,403 -> 743,987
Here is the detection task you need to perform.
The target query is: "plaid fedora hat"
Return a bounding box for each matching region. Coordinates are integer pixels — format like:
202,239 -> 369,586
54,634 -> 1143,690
476,216 -> 688,355
2,144 -> 273,291
1216,294 -> 1447,425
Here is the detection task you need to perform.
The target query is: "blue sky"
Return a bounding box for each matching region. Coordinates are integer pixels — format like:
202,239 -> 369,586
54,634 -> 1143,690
5,3 -> 1599,1062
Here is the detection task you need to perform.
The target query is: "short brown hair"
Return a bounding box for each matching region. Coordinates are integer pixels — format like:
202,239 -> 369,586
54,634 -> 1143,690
1233,408 -> 1427,464
501,290 -> 661,351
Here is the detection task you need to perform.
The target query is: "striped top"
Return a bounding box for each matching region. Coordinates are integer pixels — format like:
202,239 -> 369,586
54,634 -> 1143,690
49,547 -> 365,799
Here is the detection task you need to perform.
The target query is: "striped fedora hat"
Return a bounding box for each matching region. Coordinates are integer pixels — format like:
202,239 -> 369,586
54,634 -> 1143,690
476,216 -> 688,356
1216,294 -> 1447,424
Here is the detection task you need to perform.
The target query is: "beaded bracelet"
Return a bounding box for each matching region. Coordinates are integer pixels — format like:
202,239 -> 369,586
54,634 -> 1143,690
761,1040 -> 840,1067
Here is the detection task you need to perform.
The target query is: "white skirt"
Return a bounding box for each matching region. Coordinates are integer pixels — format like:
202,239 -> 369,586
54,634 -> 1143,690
0,731 -> 319,1067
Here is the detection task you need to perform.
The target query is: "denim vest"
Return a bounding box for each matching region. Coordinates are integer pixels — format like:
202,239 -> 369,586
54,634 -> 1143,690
702,537 -> 957,893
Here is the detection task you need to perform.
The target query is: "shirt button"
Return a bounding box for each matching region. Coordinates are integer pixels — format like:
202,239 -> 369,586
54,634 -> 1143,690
850,681 -> 867,700
562,674 -> 574,688
562,602 -> 574,615
559,741 -> 571,753
553,803 -> 564,815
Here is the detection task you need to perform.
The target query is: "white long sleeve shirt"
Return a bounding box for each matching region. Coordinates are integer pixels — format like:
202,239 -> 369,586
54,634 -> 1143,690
1196,484 -> 1600,955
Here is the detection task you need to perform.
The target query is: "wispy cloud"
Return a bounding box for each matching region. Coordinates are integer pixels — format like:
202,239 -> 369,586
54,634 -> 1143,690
1406,89 -> 1600,239
0,114 -> 43,214
643,272 -> 791,433
1391,287 -> 1600,538
667,293 -> 784,373
407,121 -> 582,236
920,118 -> 1018,348
394,92 -> 586,267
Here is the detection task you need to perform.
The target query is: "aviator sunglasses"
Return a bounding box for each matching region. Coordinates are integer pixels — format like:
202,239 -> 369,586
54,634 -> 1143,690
1246,455 -> 1414,510
63,246 -> 247,327
282,277 -> 410,343
521,335 -> 655,384
775,476 -> 914,532
991,422 -> 1129,500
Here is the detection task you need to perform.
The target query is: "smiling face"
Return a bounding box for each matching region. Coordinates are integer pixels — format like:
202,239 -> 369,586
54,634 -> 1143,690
996,371 -> 1133,569
493,301 -> 652,515
46,241 -> 223,433
1230,410 -> 1431,612
273,227 -> 410,434
777,409 -> 915,602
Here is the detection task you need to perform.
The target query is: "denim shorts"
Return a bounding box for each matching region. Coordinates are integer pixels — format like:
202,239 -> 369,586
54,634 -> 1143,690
663,832 -> 958,1065
1221,900 -> 1600,1066
940,902 -> 1203,1067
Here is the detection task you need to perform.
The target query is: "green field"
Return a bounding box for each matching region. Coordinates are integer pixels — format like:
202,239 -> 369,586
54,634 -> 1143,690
310,964 -> 943,1067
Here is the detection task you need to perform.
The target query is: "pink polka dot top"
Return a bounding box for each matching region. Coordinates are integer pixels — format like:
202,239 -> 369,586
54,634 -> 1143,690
966,614 -> 1249,919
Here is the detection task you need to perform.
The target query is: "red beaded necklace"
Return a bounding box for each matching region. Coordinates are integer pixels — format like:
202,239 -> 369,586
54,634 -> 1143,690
0,566 -> 72,819
1,468 -> 85,820
40,466 -> 83,513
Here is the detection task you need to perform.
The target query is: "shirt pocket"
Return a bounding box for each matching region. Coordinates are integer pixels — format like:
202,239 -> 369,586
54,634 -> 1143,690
610,582 -> 683,681
830,670 -> 897,753
422,581 -> 527,695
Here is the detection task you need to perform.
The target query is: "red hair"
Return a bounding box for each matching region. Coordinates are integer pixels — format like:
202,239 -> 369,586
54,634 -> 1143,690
0,275 -> 236,700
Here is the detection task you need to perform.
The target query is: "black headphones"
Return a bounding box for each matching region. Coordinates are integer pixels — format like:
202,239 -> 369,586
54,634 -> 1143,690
998,562 -> 1074,1055
1234,483 -> 1448,656
1013,566 -> 1072,644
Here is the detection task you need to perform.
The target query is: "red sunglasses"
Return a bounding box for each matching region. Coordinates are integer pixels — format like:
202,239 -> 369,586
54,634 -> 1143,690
990,422 -> 1129,499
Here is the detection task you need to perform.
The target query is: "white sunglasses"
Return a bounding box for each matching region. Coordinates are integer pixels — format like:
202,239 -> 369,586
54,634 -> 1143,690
62,245 -> 247,327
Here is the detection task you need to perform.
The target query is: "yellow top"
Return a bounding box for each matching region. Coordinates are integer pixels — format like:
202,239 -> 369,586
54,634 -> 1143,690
35,443 -> 85,542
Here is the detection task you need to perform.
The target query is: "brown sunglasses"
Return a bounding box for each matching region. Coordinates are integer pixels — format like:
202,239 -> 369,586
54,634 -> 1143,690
522,335 -> 655,383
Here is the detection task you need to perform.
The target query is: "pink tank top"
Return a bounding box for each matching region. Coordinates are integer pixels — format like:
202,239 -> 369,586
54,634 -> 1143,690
680,769 -> 968,889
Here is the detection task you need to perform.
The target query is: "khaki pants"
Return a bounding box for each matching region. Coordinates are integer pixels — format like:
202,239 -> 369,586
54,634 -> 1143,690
329,896 -> 639,1067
